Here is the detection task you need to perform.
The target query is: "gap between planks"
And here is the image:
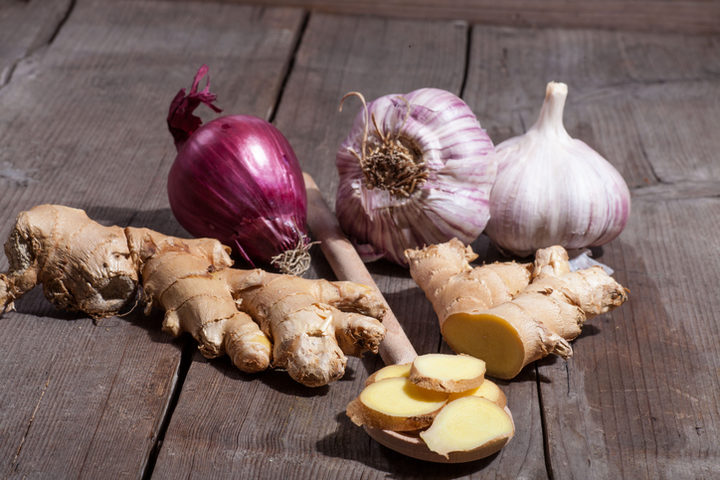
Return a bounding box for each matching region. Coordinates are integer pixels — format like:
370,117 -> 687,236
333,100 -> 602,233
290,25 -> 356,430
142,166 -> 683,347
139,7 -> 313,477
7,376 -> 51,480
141,342 -> 194,480
0,0 -> 77,90
176,0 -> 720,34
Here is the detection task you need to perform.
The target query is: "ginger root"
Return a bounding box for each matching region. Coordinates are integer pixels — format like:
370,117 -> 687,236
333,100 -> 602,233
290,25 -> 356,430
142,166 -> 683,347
404,238 -> 532,330
0,205 -> 387,387
406,240 -> 628,379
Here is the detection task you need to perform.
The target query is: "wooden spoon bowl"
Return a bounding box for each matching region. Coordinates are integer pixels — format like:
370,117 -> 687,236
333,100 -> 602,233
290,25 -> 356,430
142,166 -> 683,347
365,407 -> 514,463
305,173 -> 512,463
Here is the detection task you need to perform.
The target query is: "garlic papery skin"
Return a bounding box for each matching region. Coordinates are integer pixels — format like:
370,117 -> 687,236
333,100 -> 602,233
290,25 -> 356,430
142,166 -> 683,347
336,88 -> 496,266
485,82 -> 631,257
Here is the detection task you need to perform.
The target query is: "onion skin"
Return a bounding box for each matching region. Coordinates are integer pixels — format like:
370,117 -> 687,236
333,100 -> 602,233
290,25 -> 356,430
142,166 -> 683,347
336,88 -> 496,266
167,66 -> 308,272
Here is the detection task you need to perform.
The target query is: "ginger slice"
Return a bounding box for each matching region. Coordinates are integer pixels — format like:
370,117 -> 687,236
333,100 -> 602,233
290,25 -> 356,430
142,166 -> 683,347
365,362 -> 411,386
419,397 -> 514,459
448,379 -> 507,408
346,377 -> 448,431
409,353 -> 486,393
365,360 -> 505,407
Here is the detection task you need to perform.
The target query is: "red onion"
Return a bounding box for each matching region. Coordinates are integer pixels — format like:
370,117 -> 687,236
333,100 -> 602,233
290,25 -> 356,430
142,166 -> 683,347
166,65 -> 311,274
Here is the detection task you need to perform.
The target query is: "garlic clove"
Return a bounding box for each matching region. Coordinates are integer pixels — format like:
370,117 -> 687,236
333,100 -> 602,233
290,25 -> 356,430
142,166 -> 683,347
485,82 -> 631,257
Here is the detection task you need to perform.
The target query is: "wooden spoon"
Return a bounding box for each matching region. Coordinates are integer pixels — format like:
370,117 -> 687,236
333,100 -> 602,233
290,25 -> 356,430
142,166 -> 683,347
304,173 -> 513,463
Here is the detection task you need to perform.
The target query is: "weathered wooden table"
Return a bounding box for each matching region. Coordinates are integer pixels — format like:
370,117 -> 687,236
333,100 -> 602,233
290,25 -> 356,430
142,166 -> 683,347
1,1 -> 718,478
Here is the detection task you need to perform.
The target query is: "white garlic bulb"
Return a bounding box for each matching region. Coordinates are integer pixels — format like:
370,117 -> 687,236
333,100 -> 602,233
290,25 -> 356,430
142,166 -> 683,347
485,82 -> 631,256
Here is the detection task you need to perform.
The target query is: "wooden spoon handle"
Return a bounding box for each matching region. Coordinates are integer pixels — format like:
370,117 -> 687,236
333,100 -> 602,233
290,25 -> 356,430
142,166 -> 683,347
304,173 -> 417,365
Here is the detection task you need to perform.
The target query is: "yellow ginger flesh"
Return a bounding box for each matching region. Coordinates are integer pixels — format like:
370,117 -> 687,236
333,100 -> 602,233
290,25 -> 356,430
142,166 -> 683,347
409,353 -> 486,393
349,353 -> 513,459
447,379 -> 507,408
365,362 -> 412,385
419,396 -> 514,458
346,377 -> 448,431
442,313 -> 526,379
364,360 -> 507,408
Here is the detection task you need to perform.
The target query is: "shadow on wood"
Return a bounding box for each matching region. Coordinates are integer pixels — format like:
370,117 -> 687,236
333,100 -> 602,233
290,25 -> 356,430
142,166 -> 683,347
316,412 -> 503,475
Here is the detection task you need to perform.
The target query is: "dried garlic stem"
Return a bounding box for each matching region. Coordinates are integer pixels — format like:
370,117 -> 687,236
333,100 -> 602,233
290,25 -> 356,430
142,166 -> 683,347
340,91 -> 428,197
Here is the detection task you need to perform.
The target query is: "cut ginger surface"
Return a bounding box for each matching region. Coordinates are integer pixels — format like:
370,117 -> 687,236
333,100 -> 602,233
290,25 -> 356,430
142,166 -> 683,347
447,378 -> 507,408
442,313 -> 526,379
349,354 -> 513,461
364,358 -> 507,408
365,362 -> 411,385
419,396 -> 514,459
409,353 -> 486,393
346,377 -> 447,431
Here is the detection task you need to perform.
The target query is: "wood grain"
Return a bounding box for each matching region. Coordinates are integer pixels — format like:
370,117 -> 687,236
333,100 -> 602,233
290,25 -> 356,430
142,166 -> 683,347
153,12 -> 546,478
463,26 -> 720,190
1,0 -> 718,478
0,0 -> 72,86
0,0 -> 302,478
463,23 -> 720,478
184,0 -> 720,34
540,199 -> 720,479
0,313 -> 180,479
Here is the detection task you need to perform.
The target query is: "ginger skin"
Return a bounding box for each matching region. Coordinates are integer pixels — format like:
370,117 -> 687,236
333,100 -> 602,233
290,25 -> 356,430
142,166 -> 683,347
0,206 -> 139,317
0,205 -> 387,387
406,240 -> 628,379
404,238 -> 533,332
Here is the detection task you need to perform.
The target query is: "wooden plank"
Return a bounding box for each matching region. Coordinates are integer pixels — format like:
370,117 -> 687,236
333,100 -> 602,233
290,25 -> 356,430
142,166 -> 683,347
0,0 -> 72,85
462,24 -> 720,478
186,0 -> 720,34
463,26 -> 720,189
153,11 -> 546,478
0,1 -> 304,478
0,311 -> 180,479
280,5 -> 469,412
540,198 -> 720,479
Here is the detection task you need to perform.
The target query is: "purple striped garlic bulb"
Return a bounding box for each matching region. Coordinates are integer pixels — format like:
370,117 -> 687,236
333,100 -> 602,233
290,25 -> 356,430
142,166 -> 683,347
485,82 -> 631,256
335,88 -> 496,266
